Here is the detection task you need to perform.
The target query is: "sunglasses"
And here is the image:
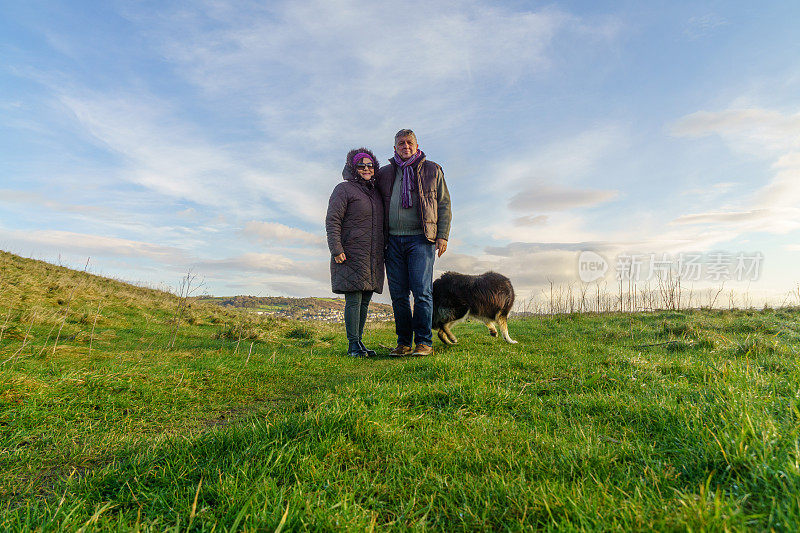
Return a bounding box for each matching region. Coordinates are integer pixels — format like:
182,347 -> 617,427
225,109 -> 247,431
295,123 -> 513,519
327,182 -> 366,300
356,163 -> 374,170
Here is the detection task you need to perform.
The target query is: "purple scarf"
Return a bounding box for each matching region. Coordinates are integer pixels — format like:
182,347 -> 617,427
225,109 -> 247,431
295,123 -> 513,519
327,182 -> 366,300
392,149 -> 424,208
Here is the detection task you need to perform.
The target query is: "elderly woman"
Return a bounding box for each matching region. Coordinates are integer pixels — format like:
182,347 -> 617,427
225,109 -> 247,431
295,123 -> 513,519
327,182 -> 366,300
325,148 -> 385,357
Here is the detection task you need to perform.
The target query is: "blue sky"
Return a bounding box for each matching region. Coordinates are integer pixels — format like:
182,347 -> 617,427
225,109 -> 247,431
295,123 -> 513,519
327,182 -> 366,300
2,1 -> 800,303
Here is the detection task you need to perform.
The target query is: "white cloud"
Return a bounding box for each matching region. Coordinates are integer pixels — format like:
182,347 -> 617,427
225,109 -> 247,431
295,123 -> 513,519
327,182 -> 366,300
508,184 -> 618,212
194,252 -> 329,284
60,93 -> 247,206
755,153 -> 800,208
241,221 -> 324,246
513,215 -> 549,227
487,212 -> 600,244
448,123 -> 628,249
0,189 -> 108,216
672,209 -> 771,225
669,106 -> 800,237
152,1 -> 576,91
681,181 -> 737,197
131,0 -> 619,150
0,228 -> 189,262
501,125 -> 628,186
196,252 -> 296,273
670,108 -> 800,155
683,13 -> 728,40
58,92 -> 331,222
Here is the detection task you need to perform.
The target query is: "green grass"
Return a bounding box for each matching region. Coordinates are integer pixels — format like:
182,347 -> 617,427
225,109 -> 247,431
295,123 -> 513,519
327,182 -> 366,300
3,251 -> 800,530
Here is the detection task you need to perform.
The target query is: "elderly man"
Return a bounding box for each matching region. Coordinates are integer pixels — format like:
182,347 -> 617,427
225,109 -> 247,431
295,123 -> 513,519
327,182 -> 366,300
376,129 -> 451,356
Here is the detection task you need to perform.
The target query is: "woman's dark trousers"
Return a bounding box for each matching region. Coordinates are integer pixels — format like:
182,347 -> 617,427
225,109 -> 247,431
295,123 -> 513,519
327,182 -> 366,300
344,290 -> 373,351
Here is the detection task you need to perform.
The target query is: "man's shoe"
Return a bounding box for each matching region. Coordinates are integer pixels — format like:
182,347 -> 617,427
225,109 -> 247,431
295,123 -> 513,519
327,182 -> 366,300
412,344 -> 434,356
358,340 -> 377,357
389,344 -> 413,357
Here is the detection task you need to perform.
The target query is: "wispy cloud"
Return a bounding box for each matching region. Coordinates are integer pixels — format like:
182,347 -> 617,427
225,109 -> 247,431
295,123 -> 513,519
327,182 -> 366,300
449,123 -> 628,249
683,13 -> 728,40
0,189 -> 108,216
508,184 -> 618,212
193,252 -> 330,291
132,0 -> 619,151
57,87 -> 346,226
672,210 -> 771,225
241,221 -> 325,246
501,125 -> 628,186
0,228 -> 189,262
671,108 -> 800,154
513,215 -> 549,227
195,252 -> 297,273
670,106 -> 800,235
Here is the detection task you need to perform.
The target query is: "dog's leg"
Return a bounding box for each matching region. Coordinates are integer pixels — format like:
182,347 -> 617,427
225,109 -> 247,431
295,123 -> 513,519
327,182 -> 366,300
441,322 -> 458,344
437,328 -> 455,345
442,310 -> 468,344
474,316 -> 499,337
498,315 -> 518,344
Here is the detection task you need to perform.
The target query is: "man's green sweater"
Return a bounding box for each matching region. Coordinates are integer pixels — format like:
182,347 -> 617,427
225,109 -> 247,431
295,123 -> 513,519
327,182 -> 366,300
388,166 -> 451,239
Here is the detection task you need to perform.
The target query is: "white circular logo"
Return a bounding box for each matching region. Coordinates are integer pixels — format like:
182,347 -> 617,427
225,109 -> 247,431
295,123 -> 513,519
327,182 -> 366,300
578,251 -> 608,283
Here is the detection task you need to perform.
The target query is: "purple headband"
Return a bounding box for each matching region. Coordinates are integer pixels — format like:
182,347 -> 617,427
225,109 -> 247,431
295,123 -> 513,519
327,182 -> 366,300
352,152 -> 373,166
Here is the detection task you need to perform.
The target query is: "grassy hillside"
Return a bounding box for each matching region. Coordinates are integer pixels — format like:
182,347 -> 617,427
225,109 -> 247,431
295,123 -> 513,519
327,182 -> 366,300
2,250 -> 800,530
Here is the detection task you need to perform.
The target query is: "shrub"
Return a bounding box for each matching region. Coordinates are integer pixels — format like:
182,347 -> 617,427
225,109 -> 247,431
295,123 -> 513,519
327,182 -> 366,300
286,326 -> 313,340
214,321 -> 261,341
660,321 -> 697,339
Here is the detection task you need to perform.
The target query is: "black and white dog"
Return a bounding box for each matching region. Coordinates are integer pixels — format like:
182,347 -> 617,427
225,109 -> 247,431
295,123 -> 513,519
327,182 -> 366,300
432,271 -> 517,345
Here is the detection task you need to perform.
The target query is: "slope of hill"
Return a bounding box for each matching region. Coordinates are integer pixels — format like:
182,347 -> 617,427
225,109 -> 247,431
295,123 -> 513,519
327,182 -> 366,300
3,250 -> 800,530
0,250 -> 363,509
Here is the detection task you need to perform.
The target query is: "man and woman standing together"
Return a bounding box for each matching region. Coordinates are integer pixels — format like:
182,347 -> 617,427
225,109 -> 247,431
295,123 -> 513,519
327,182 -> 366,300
325,129 -> 451,357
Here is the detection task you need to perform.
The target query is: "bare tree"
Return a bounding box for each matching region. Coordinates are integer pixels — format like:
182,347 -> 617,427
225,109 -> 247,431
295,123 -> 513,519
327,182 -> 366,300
706,282 -> 726,309
168,269 -> 203,350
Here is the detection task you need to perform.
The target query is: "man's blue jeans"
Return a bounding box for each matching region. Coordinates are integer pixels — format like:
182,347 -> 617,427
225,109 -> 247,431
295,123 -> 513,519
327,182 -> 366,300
385,234 -> 436,347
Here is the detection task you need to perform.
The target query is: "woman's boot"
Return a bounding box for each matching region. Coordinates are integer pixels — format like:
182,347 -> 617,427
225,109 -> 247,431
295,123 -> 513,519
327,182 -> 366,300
348,340 -> 367,357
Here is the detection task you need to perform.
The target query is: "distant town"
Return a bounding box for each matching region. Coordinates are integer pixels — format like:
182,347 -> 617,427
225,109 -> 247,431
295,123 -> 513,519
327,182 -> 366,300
198,295 -> 395,323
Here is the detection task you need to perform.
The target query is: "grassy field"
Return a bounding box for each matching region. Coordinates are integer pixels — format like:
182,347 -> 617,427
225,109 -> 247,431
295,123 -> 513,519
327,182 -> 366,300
2,250 -> 800,531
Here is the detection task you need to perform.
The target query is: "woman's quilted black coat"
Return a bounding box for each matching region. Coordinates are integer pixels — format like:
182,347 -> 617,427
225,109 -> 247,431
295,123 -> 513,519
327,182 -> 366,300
325,148 -> 385,294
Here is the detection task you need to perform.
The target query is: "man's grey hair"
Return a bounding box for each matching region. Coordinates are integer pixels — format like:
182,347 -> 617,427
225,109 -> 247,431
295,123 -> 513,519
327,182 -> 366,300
394,129 -> 417,144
